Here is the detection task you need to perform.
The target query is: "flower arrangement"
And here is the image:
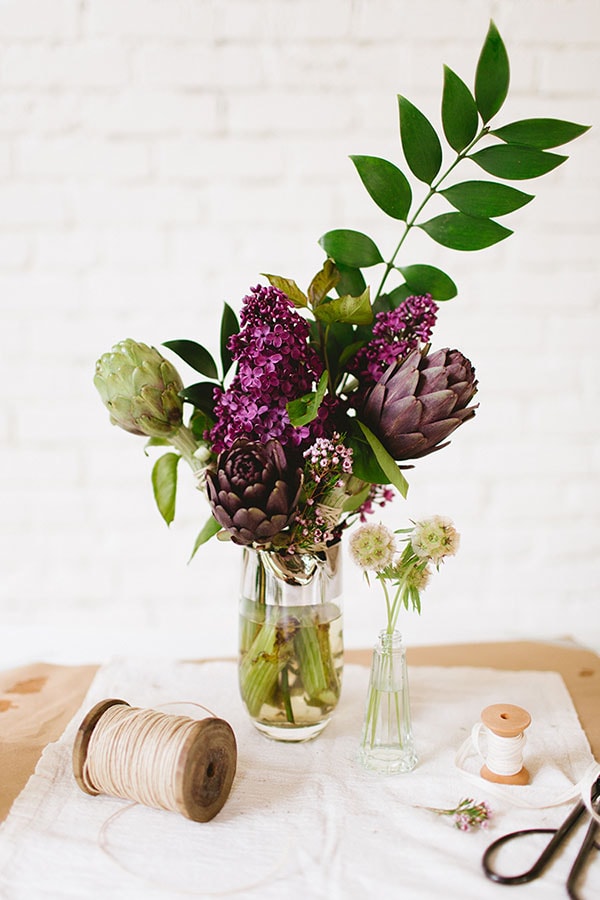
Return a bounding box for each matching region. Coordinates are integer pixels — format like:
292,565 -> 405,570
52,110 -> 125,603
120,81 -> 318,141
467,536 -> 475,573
351,517 -> 459,770
94,23 -> 587,738
350,517 -> 460,631
94,22 -> 587,560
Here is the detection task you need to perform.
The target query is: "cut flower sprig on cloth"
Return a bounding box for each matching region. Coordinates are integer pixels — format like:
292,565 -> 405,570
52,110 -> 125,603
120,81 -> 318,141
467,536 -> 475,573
420,798 -> 493,832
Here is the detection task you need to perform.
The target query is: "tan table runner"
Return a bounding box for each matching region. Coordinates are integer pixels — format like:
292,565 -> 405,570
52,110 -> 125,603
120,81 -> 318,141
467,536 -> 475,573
0,641 -> 598,824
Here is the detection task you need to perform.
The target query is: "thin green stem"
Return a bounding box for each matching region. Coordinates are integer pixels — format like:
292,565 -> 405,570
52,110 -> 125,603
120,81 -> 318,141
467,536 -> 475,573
281,665 -> 295,723
373,125 -> 490,303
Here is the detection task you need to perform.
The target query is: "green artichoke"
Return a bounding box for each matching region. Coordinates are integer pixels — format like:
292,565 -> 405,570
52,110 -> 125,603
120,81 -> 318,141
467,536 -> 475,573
206,438 -> 303,546
359,346 -> 478,460
94,339 -> 185,438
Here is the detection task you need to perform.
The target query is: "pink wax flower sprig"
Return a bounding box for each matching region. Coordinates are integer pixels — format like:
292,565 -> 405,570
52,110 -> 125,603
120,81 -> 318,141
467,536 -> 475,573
424,797 -> 493,832
349,516 -> 460,632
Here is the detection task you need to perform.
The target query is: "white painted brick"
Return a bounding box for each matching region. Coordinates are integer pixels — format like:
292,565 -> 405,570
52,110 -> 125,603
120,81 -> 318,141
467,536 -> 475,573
0,234 -> 30,268
1,41 -> 130,88
34,231 -> 100,271
68,185 -> 200,225
79,90 -> 219,135
15,136 -> 150,179
0,185 -> 69,225
225,89 -> 355,134
508,0 -> 600,45
0,92 -> 82,135
155,136 -> 284,180
133,43 -> 264,88
85,0 -> 215,39
0,0 -> 79,38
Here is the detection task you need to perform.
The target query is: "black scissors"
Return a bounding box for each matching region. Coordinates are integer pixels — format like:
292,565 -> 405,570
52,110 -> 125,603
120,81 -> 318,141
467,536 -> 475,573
482,776 -> 600,899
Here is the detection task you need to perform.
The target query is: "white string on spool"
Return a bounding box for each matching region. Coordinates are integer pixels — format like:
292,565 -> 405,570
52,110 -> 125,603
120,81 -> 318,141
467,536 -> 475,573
474,703 -> 532,785
73,699 -> 237,822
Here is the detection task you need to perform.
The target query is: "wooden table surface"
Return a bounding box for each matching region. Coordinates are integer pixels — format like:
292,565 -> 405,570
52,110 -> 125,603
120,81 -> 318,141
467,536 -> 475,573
1,640 -> 598,823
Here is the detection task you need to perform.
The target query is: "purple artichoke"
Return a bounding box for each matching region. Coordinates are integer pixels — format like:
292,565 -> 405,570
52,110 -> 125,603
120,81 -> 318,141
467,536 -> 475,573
205,439 -> 303,546
359,347 -> 478,461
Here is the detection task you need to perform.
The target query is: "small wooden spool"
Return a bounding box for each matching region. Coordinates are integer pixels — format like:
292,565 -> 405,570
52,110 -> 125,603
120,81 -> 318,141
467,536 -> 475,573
479,703 -> 531,785
73,698 -> 237,822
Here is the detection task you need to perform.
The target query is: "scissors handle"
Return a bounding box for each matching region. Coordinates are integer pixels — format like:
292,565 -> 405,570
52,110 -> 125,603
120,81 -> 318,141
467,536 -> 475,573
567,816 -> 600,900
483,801 -> 586,885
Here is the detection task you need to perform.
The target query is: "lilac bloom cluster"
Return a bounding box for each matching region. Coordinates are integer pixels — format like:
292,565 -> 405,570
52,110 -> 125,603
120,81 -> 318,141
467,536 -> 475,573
209,285 -> 323,453
350,293 -> 438,385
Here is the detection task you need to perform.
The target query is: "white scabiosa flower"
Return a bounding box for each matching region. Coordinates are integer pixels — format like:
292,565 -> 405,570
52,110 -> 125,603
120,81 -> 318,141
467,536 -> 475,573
411,515 -> 460,564
349,523 -> 396,572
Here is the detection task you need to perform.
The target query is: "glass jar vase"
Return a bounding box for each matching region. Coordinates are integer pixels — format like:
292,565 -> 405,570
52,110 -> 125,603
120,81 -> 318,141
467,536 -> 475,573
238,544 -> 343,742
358,629 -> 417,774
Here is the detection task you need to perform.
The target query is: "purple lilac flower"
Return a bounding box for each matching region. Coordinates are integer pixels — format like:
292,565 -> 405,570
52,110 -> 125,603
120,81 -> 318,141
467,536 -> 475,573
350,293 -> 438,385
209,285 -> 323,452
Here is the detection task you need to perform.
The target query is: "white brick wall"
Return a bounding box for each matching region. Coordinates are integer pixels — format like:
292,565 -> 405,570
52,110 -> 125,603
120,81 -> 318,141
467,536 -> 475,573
0,0 -> 598,665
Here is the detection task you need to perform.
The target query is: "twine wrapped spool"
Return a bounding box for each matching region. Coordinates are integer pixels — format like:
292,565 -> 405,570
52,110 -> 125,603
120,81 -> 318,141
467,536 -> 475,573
73,699 -> 237,822
479,703 -> 531,786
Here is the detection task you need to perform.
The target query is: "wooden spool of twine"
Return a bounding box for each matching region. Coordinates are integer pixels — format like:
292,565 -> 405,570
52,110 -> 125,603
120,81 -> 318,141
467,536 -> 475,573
479,703 -> 532,786
73,699 -> 237,822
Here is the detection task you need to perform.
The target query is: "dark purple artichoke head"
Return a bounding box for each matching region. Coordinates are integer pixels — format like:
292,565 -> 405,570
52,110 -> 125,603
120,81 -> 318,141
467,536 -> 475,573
359,346 -> 478,461
205,438 -> 303,546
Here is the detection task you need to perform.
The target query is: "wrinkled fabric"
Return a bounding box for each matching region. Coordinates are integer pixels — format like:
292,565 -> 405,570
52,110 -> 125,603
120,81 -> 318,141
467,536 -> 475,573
0,659 -> 597,900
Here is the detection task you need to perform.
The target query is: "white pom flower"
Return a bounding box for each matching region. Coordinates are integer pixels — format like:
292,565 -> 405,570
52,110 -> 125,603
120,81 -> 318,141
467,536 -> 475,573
349,523 -> 396,572
411,516 -> 460,564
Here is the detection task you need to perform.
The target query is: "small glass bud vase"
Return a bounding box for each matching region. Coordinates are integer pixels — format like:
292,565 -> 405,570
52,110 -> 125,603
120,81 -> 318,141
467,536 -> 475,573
358,629 -> 417,774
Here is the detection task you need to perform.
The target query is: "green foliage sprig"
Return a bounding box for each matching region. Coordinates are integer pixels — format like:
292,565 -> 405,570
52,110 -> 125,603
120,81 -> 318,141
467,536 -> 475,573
317,20 -> 588,308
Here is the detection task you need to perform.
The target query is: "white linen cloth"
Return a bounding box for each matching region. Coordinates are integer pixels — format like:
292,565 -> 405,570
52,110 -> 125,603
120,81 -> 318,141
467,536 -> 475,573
0,659 -> 598,900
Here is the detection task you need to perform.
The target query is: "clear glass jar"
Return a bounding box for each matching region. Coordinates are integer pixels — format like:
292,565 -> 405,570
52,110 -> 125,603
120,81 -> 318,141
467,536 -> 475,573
238,545 -> 343,742
358,629 -> 417,774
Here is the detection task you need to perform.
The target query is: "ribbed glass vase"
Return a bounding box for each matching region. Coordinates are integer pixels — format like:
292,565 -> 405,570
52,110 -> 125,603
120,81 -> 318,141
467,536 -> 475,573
238,544 -> 343,742
358,629 -> 417,774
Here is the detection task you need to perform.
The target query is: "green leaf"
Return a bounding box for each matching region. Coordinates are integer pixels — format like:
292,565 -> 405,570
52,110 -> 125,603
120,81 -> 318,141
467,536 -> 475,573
357,421 -> 409,498
350,155 -> 412,220
319,229 -> 383,268
151,452 -> 180,526
314,287 -> 373,326
470,144 -> 567,180
398,264 -> 457,300
144,436 -> 170,455
308,258 -> 340,308
179,381 -> 217,415
220,302 -> 238,378
398,95 -> 442,184
188,516 -> 222,561
475,20 -> 510,122
189,409 -> 214,441
491,117 -> 590,149
419,212 -> 512,250
441,66 -> 479,152
440,180 -> 534,217
342,483 -> 371,513
262,273 -> 308,307
286,371 -> 328,427
338,339 -> 365,370
335,263 -> 366,298
347,432 -> 389,485
163,339 -> 218,380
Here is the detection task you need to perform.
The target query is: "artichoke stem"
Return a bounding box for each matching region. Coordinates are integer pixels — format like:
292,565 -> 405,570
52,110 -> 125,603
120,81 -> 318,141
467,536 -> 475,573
239,622 -> 295,718
293,622 -> 328,700
169,424 -> 202,471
